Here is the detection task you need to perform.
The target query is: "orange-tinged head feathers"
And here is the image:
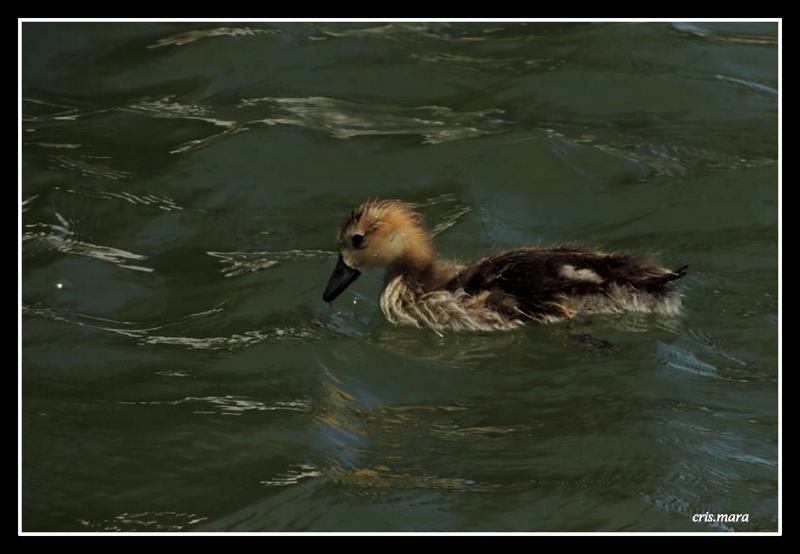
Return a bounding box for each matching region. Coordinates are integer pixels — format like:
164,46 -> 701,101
324,198 -> 438,302
336,198 -> 433,272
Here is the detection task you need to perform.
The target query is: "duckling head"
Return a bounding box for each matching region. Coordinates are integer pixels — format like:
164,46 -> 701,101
323,198 -> 433,302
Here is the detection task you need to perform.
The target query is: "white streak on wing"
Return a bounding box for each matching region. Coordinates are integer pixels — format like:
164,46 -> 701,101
559,264 -> 604,284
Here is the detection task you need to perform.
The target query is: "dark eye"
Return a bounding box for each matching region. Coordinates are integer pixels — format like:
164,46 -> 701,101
351,234 -> 364,248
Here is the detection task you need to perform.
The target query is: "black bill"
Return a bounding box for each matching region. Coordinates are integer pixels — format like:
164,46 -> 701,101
323,256 -> 361,302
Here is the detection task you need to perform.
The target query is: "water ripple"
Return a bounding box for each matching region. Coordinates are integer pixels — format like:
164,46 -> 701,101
122,96 -> 241,154
327,463 -> 485,493
79,511 -> 208,532
21,303 -> 225,337
412,52 -> 560,73
21,194 -> 39,212
23,213 -> 153,273
243,96 -> 508,144
671,23 -> 778,46
541,126 -> 776,178
207,249 -> 334,278
22,301 -> 321,351
656,340 -> 718,378
715,74 -> 778,97
260,463 -> 323,487
142,326 -> 316,350
24,141 -> 82,149
410,193 -> 473,237
124,395 -> 313,416
61,187 -> 182,212
22,97 -> 97,123
50,154 -> 133,180
27,93 -> 508,159
312,22 -> 538,44
147,26 -> 278,49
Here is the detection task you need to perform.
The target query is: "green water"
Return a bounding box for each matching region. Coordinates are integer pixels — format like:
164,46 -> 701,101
21,22 -> 779,532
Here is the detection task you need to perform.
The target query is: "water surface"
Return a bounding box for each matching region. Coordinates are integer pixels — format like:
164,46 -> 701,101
21,21 -> 779,532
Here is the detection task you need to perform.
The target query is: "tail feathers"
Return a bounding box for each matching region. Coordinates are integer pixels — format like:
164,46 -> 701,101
672,264 -> 689,278
643,264 -> 689,288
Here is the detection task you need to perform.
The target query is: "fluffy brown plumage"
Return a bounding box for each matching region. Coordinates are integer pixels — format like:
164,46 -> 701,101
324,199 -> 687,332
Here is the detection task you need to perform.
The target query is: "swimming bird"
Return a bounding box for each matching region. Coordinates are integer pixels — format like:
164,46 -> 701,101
323,199 -> 687,332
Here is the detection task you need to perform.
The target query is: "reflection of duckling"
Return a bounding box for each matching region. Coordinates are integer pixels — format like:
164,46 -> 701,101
324,199 -> 687,332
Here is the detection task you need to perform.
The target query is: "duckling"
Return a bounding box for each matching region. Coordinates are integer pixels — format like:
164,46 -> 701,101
323,199 -> 687,332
